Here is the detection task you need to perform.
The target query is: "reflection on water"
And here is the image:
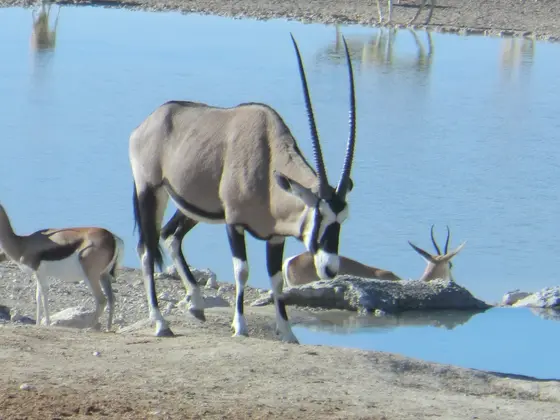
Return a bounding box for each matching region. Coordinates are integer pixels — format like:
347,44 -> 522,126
30,1 -> 60,52
321,26 -> 433,76
295,307 -> 560,379
298,308 -> 486,333
499,37 -> 535,83
531,308 -> 560,321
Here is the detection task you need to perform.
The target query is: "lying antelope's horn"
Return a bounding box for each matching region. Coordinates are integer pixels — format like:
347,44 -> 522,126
444,225 -> 451,254
336,35 -> 357,200
430,224 -> 442,255
290,33 -> 330,199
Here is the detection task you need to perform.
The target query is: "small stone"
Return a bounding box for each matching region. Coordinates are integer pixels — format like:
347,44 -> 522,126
92,351 -> 101,357
19,383 -> 34,391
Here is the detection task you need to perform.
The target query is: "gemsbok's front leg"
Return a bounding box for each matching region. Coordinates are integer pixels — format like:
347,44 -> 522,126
267,238 -> 299,344
161,210 -> 205,321
226,225 -> 249,337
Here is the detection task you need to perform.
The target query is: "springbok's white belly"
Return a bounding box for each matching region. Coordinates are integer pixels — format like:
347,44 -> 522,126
35,252 -> 86,284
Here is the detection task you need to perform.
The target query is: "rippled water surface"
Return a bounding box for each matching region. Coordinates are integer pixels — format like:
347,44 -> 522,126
1,5 -> 559,377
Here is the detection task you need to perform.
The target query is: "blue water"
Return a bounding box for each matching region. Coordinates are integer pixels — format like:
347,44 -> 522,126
295,307 -> 560,379
0,5 -> 559,378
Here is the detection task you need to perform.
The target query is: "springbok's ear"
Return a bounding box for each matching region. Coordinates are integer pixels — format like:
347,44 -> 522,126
274,171 -> 319,208
443,241 -> 467,262
408,241 -> 436,263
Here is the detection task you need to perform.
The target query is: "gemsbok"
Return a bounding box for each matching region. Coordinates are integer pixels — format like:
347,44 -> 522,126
283,225 -> 464,285
408,225 -> 465,282
0,204 -> 124,331
129,34 -> 358,342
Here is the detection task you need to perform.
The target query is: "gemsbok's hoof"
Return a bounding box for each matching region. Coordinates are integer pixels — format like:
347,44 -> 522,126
189,308 -> 206,322
155,327 -> 175,338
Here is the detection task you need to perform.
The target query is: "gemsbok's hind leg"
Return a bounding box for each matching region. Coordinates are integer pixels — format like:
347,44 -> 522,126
267,238 -> 299,344
161,210 -> 205,321
135,184 -> 174,337
226,225 -> 249,337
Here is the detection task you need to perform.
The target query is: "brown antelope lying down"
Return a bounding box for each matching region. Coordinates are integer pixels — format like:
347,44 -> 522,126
0,204 -> 124,331
283,251 -> 402,287
282,225 -> 465,286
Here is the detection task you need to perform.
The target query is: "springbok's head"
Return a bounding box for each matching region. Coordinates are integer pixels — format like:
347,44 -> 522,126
408,225 -> 466,282
274,33 -> 357,280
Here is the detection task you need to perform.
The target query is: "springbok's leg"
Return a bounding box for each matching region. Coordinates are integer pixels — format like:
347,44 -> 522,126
35,274 -> 50,326
409,0 -> 428,25
226,225 -> 249,337
100,272 -> 115,331
375,0 -> 383,23
136,185 -> 173,337
425,0 -> 435,25
387,0 -> 393,24
161,210 -> 205,321
35,276 -> 43,326
82,275 -> 107,331
267,237 -> 299,344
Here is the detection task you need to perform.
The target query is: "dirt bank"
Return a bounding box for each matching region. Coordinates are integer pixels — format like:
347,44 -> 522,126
4,0 -> 560,40
1,314 -> 559,420
0,261 -> 559,419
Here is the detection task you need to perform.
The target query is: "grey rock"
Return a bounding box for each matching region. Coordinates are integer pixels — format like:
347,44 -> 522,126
10,309 -> 35,325
0,304 -> 10,321
275,276 -> 490,313
501,290 -> 531,306
161,266 -> 218,288
513,287 -> 560,309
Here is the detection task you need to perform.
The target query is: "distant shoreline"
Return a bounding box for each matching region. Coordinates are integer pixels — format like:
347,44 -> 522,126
4,0 -> 560,41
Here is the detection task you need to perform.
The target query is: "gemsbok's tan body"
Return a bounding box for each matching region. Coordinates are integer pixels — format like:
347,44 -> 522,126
283,225 -> 465,286
0,204 -> 124,331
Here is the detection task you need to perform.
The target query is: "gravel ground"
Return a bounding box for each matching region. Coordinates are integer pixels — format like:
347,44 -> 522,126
1,261 -> 560,419
4,0 -> 560,40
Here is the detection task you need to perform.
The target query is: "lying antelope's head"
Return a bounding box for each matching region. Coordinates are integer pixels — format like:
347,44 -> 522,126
408,225 -> 466,282
275,33 -> 357,280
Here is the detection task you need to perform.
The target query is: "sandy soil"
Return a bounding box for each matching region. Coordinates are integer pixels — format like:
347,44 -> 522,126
0,261 -> 559,419
1,311 -> 560,420
4,0 -> 560,40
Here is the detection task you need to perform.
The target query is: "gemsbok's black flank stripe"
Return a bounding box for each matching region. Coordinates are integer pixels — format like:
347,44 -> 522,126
162,179 -> 226,221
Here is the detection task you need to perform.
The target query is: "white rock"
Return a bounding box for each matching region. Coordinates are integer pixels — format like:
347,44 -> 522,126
19,383 -> 34,391
513,287 -> 560,309
92,351 -> 101,357
501,289 -> 531,306
43,306 -> 97,329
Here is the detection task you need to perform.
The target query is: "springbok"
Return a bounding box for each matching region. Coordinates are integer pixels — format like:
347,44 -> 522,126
30,2 -> 60,51
129,34 -> 358,342
283,225 -> 464,286
283,252 -> 401,287
408,225 -> 465,282
0,204 -> 124,331
376,0 -> 436,25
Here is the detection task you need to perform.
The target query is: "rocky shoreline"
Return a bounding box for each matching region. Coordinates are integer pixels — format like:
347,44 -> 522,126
1,260 -> 557,334
3,0 -> 560,41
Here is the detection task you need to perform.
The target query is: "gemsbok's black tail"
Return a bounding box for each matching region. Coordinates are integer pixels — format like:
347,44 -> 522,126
132,182 -> 164,271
